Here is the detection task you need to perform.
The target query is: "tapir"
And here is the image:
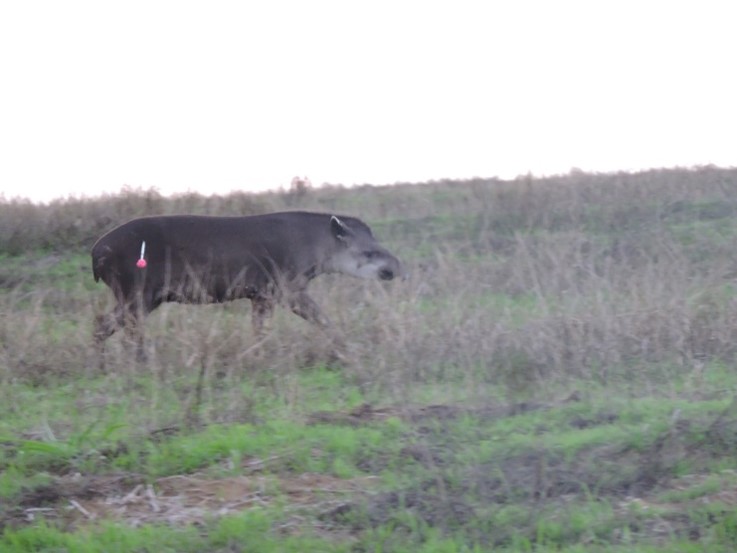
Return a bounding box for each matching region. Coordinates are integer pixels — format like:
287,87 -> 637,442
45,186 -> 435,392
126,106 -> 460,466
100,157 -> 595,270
91,211 -> 402,351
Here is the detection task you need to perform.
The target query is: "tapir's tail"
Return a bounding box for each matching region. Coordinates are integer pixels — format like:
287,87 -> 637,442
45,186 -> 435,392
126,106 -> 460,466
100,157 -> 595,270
91,242 -> 111,283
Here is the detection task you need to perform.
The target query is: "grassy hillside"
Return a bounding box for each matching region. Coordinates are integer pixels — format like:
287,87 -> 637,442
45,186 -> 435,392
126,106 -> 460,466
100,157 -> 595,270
3,167 -> 737,551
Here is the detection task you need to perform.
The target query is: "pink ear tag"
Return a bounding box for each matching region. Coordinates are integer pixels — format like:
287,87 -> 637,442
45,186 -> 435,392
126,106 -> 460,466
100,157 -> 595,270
136,241 -> 147,269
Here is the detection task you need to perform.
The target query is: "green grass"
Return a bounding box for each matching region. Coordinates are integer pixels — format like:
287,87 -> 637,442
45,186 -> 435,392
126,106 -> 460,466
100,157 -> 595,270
1,510 -> 352,553
3,372 -> 737,550
5,169 -> 737,550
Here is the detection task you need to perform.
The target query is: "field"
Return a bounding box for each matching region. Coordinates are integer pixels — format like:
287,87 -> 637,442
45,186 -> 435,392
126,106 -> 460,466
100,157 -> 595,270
3,167 -> 737,552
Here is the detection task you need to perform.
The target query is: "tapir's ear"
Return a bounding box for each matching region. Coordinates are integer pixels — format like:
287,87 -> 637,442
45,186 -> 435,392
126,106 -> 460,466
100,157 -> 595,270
330,215 -> 352,241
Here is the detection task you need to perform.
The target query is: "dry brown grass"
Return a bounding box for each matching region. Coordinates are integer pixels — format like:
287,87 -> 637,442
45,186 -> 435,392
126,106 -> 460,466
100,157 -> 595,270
2,166 -> 737,409
7,168 -> 737,551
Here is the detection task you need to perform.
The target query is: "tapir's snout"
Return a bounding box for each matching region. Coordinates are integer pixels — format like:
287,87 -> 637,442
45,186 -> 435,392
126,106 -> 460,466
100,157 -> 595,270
379,254 -> 404,281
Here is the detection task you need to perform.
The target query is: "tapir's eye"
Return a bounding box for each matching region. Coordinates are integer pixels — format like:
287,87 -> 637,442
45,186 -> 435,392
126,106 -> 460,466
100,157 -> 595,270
363,250 -> 378,259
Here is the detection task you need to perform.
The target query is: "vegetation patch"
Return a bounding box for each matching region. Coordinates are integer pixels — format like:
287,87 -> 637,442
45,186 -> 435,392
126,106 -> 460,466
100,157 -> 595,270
4,168 -> 737,551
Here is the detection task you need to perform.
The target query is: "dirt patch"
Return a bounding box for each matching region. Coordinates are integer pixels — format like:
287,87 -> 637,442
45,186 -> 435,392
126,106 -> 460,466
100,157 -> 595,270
322,485 -> 476,533
306,400 -> 551,427
613,472 -> 737,544
2,470 -> 379,530
465,446 -> 654,505
327,418 -> 723,547
2,473 -> 145,530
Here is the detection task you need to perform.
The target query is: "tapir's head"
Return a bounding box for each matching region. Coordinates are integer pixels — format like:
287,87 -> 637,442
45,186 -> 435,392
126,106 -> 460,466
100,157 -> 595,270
328,215 -> 403,281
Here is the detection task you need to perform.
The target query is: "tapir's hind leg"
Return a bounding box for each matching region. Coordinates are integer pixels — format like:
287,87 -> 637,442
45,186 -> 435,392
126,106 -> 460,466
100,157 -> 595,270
94,303 -> 126,344
94,303 -> 126,369
251,296 -> 275,339
94,297 -> 154,366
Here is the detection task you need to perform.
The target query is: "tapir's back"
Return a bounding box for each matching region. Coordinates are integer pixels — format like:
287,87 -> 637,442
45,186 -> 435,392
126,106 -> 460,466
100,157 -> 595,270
91,212 -> 348,300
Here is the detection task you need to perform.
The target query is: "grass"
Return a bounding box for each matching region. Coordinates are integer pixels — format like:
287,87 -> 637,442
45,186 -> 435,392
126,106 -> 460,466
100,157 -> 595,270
2,511 -> 352,553
3,167 -> 737,550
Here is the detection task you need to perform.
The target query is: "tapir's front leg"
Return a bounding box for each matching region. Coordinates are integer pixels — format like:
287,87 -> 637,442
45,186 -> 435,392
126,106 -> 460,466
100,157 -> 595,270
288,291 -> 331,327
290,291 -> 347,365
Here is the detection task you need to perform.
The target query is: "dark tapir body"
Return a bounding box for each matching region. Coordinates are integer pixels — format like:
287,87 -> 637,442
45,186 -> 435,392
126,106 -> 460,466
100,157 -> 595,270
92,211 -> 401,347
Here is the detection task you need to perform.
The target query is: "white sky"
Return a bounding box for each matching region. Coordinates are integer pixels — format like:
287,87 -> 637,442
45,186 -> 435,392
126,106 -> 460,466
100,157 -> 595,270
1,1 -> 735,203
